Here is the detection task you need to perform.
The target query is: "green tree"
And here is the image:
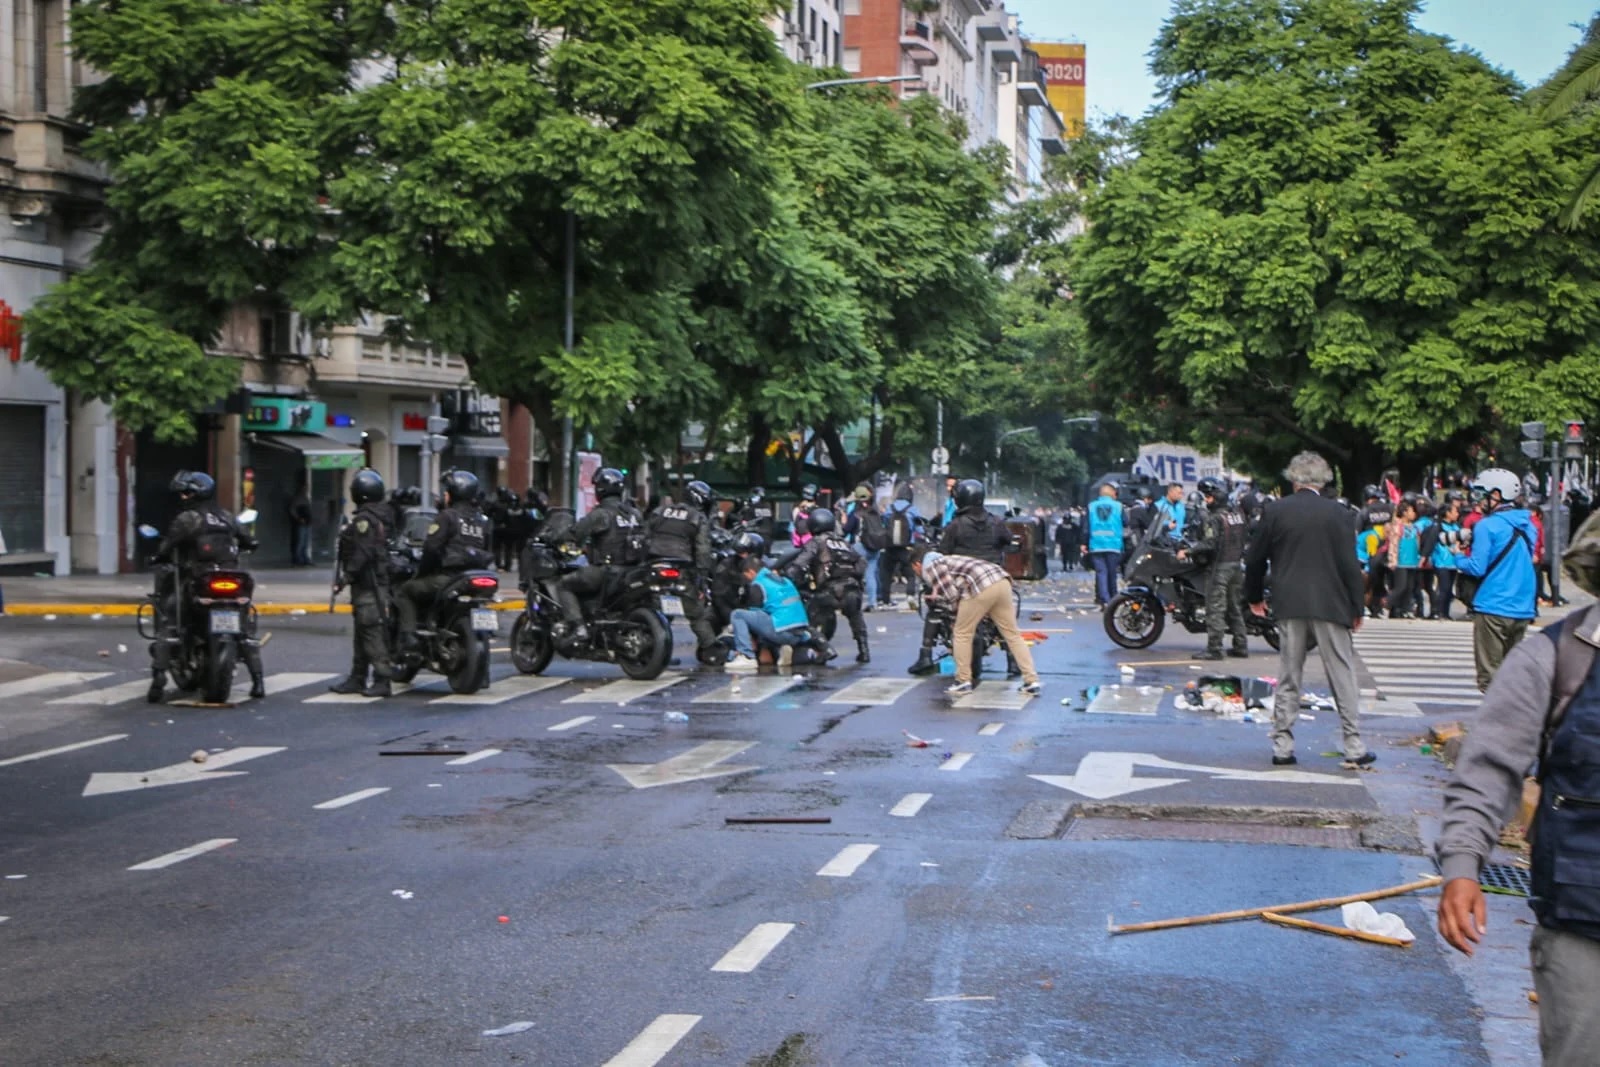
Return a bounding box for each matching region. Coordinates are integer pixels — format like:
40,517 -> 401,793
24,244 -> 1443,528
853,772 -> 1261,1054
1074,0 -> 1600,490
1534,12 -> 1600,227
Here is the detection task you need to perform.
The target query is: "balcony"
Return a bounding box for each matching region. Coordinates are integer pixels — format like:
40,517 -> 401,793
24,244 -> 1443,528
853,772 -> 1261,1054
1017,59 -> 1050,107
900,22 -> 939,65
938,16 -> 973,61
316,319 -> 470,390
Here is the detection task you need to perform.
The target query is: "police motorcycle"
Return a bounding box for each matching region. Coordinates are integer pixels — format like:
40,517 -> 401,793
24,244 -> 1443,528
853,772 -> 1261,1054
1102,520 -> 1285,651
136,509 -> 260,704
508,509 -> 674,680
382,499 -> 499,695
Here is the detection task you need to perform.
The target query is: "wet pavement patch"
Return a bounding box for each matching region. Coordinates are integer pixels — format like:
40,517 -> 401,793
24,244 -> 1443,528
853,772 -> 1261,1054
747,1033 -> 814,1067
1006,800 -> 1422,853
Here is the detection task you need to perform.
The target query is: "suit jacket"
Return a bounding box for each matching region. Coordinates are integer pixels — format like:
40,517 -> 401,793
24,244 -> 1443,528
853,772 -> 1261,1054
1244,488 -> 1364,625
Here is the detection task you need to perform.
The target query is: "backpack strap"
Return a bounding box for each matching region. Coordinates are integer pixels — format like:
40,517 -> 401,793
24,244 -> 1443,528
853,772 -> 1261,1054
1543,604 -> 1600,767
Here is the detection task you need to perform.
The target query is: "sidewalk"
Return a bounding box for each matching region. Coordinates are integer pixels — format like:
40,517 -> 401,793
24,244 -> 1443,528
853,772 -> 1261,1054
0,568 -> 525,616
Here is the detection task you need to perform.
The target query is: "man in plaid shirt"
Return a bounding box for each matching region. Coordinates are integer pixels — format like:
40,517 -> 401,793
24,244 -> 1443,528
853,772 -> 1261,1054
911,548 -> 1041,696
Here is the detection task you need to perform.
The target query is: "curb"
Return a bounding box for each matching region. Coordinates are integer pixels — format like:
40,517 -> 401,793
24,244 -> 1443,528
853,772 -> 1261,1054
2,600 -> 528,618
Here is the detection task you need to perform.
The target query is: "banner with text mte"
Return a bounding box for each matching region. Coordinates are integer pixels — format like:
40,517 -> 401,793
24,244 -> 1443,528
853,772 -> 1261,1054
1132,444 -> 1225,492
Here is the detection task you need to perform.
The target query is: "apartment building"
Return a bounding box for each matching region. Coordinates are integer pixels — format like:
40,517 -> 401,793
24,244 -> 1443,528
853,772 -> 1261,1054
771,0 -> 845,68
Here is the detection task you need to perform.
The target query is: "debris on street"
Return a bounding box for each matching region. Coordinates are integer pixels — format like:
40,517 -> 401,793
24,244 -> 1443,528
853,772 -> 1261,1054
1261,911 -> 1411,948
482,1021 -> 536,1037
1107,874 -> 1441,935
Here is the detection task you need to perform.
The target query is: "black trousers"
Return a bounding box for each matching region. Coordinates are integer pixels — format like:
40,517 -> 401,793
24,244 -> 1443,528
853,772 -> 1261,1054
809,581 -> 868,651
1429,569 -> 1458,619
1388,567 -> 1422,618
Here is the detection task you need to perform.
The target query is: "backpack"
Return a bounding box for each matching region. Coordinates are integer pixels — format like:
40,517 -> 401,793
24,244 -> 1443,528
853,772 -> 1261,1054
858,509 -> 888,552
821,537 -> 866,584
888,508 -> 913,548
1530,604 -> 1600,940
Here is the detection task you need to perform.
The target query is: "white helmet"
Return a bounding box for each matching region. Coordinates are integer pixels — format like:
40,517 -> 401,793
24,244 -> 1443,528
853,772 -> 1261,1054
1472,468 -> 1522,504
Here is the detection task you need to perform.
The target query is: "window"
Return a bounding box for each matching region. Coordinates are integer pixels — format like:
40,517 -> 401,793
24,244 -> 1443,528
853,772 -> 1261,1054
835,30 -> 842,63
843,47 -> 861,73
844,0 -> 860,14
810,8 -> 817,43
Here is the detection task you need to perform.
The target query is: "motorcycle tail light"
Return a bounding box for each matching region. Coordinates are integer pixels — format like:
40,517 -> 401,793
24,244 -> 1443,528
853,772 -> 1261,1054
207,577 -> 243,595
470,576 -> 498,590
657,568 -> 682,580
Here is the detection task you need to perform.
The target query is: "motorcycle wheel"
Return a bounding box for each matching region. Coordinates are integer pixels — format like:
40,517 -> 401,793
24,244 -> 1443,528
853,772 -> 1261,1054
447,618 -> 484,694
1104,593 -> 1165,649
510,612 -> 554,675
202,637 -> 236,704
618,608 -> 672,680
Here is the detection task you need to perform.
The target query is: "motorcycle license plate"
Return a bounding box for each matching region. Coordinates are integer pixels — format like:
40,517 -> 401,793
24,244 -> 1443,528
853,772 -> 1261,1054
210,610 -> 241,635
470,608 -> 498,633
659,596 -> 683,617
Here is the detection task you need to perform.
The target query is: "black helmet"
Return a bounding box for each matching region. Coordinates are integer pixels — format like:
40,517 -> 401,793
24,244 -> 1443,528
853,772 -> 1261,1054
896,482 -> 914,503
1196,476 -> 1226,500
733,531 -> 766,556
800,482 -> 819,501
748,486 -> 765,505
350,468 -> 385,505
1362,484 -> 1381,502
170,470 -> 215,502
953,479 -> 985,511
807,507 -> 837,536
686,480 -> 714,509
441,469 -> 481,505
593,467 -> 626,500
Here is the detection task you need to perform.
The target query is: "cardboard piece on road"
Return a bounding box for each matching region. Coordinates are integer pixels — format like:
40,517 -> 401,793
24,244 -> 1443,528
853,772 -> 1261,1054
1107,875 -> 1441,935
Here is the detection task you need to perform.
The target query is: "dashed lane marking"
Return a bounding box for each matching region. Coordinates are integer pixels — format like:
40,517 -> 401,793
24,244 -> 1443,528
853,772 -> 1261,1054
817,843 -> 879,878
978,722 -> 1005,736
693,675 -> 800,703
127,838 -> 236,871
601,1014 -> 702,1067
445,748 -> 502,765
710,922 -> 795,973
429,676 -> 568,705
563,675 -> 686,705
890,793 -> 932,818
939,753 -> 974,772
313,787 -> 390,810
0,672 -> 112,701
548,716 -> 595,732
0,733 -> 127,768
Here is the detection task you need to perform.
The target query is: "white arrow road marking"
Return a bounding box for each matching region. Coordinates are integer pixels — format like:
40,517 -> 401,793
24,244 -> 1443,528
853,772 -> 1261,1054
429,676 -> 567,705
127,838 -> 236,871
824,678 -> 923,705
564,676 -> 685,705
0,672 -> 111,701
817,843 -> 879,878
82,747 -> 286,797
548,716 -> 595,732
711,922 -> 795,973
607,740 -> 757,789
890,793 -> 932,817
0,734 -> 127,768
602,1014 -> 701,1067
1029,752 -> 1365,800
693,675 -> 800,703
313,787 -> 390,810
445,748 -> 502,765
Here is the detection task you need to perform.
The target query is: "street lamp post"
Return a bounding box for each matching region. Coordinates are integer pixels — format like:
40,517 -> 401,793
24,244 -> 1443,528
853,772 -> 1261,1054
804,75 -> 923,91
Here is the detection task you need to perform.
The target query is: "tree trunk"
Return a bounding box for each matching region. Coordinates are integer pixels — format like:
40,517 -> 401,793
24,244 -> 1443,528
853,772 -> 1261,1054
745,412 -> 769,487
523,389 -> 569,507
819,420 -> 898,490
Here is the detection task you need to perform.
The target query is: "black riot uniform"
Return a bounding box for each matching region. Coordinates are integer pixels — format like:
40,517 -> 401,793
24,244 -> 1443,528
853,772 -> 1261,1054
330,469 -> 397,697
918,480 -> 1017,677
711,531 -> 767,633
555,468 -> 643,636
148,471 -> 265,702
646,482 -> 720,661
396,471 -> 492,642
786,508 -> 870,663
737,488 -> 776,543
1359,489 -> 1396,616
1190,478 -> 1250,660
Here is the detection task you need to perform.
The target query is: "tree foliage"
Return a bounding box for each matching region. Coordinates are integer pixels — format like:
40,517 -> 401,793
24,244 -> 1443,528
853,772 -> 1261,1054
1074,0 -> 1600,488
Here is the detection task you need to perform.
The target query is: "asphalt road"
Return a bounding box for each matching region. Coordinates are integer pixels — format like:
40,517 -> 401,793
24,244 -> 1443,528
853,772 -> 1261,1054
0,573 -> 1504,1066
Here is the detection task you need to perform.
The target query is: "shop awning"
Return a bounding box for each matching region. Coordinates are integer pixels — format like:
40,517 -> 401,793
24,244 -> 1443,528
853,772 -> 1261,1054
256,432 -> 367,470
451,435 -> 510,459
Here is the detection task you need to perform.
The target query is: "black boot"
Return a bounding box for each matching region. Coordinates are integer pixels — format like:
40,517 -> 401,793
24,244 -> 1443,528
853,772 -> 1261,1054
362,679 -> 393,698
249,673 -> 266,700
328,672 -> 367,695
146,669 -> 166,704
808,636 -> 839,662
855,637 -> 871,665
1192,649 -> 1224,661
908,649 -> 937,676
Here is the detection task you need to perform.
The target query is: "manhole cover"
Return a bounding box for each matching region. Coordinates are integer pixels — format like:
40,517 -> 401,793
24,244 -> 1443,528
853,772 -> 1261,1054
1481,863 -> 1531,896
1062,815 -> 1362,850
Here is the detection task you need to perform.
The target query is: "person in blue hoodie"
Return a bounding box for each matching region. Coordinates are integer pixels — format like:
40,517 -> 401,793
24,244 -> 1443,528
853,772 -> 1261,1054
726,558 -> 831,669
1085,482 -> 1124,607
1458,469 -> 1539,690
1418,498 -> 1465,620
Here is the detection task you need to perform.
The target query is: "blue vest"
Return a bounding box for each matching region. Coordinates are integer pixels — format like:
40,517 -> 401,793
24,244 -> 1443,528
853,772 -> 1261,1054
753,570 -> 809,632
1087,498 -> 1123,553
1531,616 -> 1600,941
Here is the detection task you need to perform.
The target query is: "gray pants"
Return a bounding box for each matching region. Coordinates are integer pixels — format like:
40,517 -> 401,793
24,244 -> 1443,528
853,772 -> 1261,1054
1473,612 -> 1530,691
1532,924 -> 1600,1066
1204,564 -> 1248,654
1271,617 -> 1365,761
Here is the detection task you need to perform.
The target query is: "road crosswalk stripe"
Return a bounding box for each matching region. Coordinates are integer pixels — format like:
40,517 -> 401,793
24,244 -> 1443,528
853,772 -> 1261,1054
127,838 -> 236,871
48,680 -> 153,706
303,679 -> 448,704
429,676 -> 568,705
0,733 -> 128,768
954,688 -> 1032,710
824,678 -> 924,706
0,672 -> 112,701
693,676 -> 800,704
261,672 -> 343,696
563,675 -> 686,705
602,1014 -> 702,1067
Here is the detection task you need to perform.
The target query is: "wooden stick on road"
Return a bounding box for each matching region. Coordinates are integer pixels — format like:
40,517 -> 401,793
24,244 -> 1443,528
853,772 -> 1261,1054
1260,911 -> 1412,948
1107,874 -> 1441,935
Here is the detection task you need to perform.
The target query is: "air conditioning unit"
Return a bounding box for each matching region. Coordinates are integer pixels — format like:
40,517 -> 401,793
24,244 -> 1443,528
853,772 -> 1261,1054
799,39 -> 815,61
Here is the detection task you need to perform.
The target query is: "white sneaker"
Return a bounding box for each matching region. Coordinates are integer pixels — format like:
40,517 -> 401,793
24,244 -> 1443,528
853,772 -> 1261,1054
726,654 -> 759,671
778,645 -> 794,668
945,681 -> 974,696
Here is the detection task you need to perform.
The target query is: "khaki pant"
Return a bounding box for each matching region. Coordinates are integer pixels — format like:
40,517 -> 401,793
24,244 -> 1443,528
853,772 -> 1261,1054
1473,613 -> 1530,691
952,579 -> 1038,685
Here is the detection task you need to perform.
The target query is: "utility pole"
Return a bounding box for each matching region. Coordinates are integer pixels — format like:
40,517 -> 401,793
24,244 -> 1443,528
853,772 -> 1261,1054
562,209 -> 578,512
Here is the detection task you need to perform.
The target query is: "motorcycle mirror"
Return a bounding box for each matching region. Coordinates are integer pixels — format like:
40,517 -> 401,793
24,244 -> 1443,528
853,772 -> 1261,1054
237,509 -> 259,525
137,524 -> 160,539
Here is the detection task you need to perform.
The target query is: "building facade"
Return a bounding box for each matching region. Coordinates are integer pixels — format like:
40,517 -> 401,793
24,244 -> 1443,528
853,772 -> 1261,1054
770,0 -> 845,68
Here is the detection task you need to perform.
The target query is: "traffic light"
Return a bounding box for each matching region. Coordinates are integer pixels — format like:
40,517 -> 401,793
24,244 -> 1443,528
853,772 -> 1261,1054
1564,420 -> 1587,461
425,414 -> 451,454
1520,421 -> 1546,460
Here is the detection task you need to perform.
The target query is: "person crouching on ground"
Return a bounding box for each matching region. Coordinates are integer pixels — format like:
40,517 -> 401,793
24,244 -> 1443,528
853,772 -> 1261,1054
910,547 -> 1040,698
726,557 -> 832,670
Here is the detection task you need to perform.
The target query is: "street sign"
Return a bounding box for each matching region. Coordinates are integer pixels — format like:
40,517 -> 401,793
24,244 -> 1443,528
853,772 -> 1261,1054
1029,751 -> 1363,800
607,740 -> 757,788
82,747 -> 286,796
931,446 -> 949,465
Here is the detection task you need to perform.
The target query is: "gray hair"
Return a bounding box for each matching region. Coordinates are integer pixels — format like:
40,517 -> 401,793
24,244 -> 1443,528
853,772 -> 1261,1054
1283,451 -> 1334,489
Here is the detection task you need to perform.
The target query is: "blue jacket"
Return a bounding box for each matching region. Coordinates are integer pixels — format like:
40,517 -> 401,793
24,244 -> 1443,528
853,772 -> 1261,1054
1432,520 -> 1461,570
1393,522 -> 1421,569
1154,499 -> 1186,541
1087,497 -> 1123,553
1458,508 -> 1538,619
751,569 -> 809,631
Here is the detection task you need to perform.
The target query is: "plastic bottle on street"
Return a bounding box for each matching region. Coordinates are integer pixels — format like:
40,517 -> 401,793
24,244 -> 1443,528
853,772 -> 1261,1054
662,711 -> 689,724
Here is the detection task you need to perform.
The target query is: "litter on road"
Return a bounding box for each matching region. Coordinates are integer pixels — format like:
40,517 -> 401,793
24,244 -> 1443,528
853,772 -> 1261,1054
379,749 -> 469,757
724,816 -> 832,825
482,1021 -> 536,1037
1261,911 -> 1412,948
1107,875 -> 1442,935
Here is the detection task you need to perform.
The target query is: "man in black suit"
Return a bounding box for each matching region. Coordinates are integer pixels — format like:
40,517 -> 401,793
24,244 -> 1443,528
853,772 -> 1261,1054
1244,451 -> 1371,769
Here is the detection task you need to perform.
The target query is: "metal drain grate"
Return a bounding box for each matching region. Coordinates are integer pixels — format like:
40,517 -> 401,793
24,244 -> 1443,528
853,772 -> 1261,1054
1062,816 -> 1362,850
1481,863 -> 1532,896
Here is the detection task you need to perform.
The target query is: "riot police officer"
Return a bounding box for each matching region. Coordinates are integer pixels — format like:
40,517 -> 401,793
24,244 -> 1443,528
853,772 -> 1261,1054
1184,476 -> 1250,660
938,479 -> 1010,562
330,469 -> 397,696
647,479 -> 720,663
148,471 -> 265,702
396,470 -> 492,648
738,486 -> 776,542
711,531 -> 767,633
555,468 -> 643,642
785,508 -> 869,663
